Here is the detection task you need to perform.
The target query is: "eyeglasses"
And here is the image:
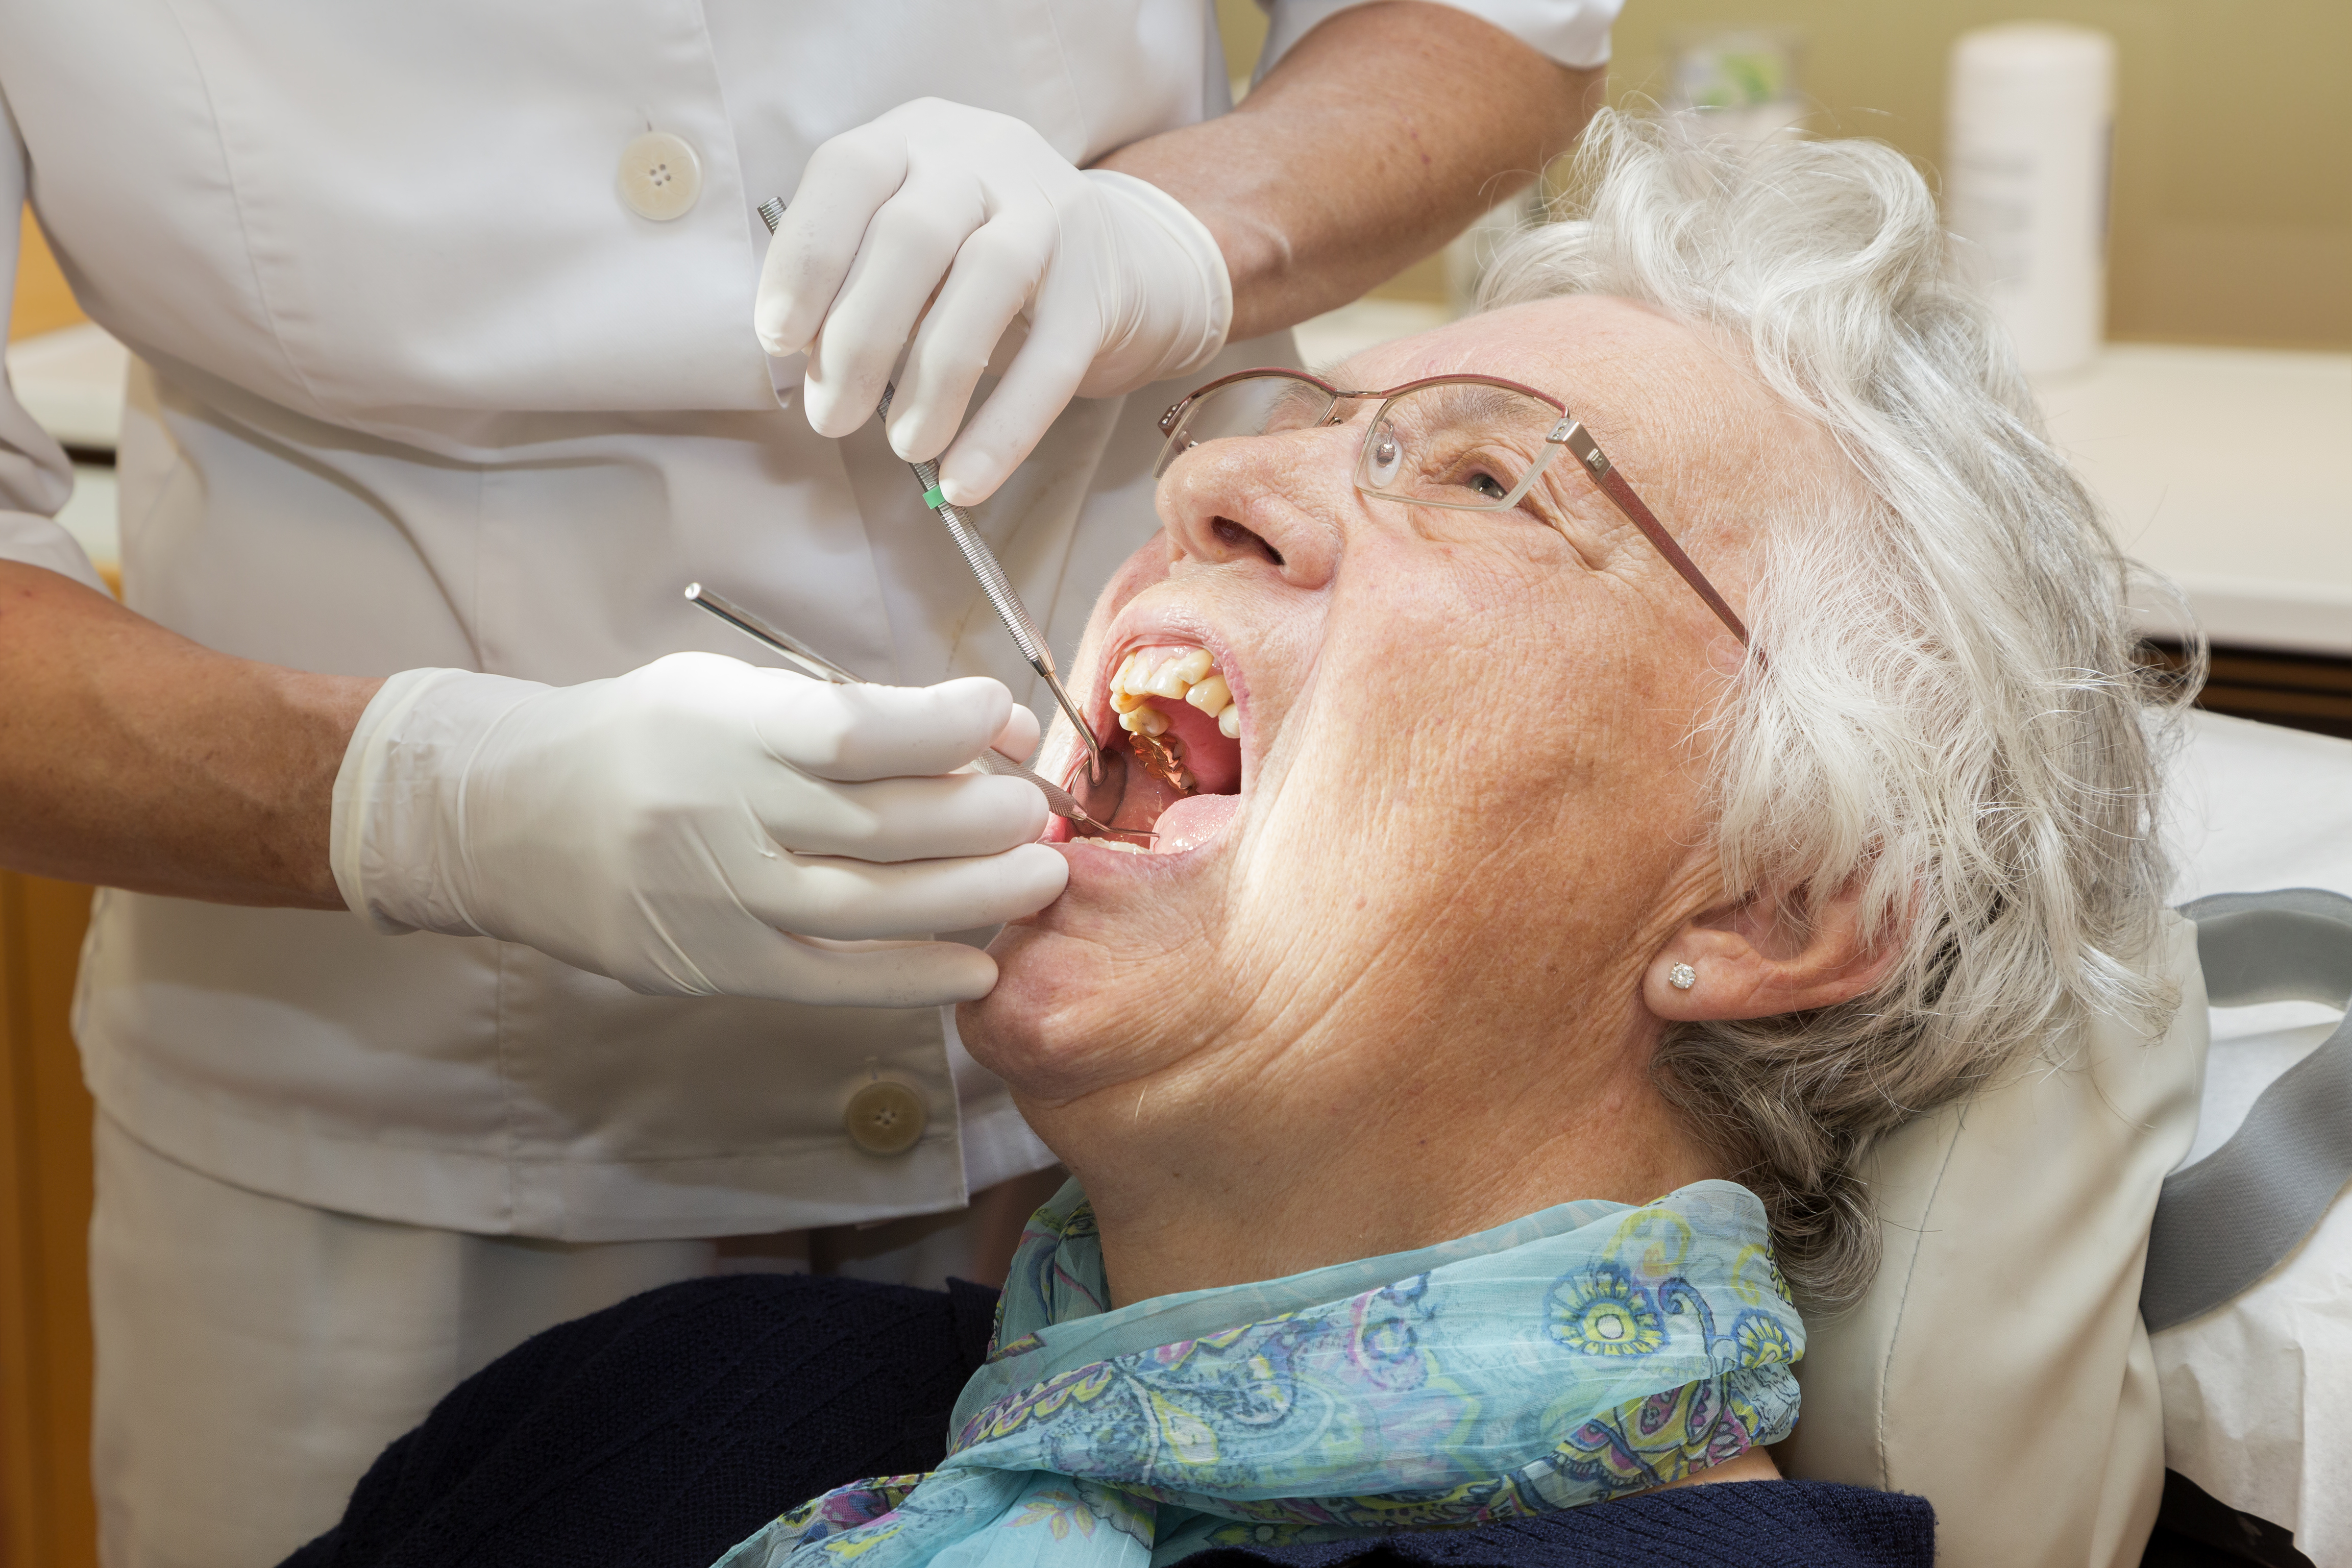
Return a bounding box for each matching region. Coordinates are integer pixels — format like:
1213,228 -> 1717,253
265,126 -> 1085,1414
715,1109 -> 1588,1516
1153,369 -> 1749,645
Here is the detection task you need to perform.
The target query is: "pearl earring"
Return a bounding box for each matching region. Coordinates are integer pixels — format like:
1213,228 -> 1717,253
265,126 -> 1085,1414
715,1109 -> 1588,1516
1669,962 -> 1697,991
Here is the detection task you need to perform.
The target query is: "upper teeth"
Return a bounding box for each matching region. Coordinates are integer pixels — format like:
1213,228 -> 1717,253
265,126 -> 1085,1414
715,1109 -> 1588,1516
1110,646 -> 1241,740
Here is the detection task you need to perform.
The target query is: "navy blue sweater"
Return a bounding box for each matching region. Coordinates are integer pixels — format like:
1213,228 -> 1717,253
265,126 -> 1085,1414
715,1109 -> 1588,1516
283,1273 -> 1933,1568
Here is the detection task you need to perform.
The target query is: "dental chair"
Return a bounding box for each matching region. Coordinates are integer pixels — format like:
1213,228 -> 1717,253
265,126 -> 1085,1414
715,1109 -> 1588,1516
1778,710 -> 2352,1568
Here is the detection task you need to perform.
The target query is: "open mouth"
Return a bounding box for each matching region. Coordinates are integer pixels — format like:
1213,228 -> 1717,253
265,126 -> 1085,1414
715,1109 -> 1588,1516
1056,641 -> 1245,855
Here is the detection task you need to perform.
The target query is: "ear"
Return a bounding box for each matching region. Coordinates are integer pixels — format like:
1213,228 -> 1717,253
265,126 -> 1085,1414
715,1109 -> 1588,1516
1644,876 -> 1902,1023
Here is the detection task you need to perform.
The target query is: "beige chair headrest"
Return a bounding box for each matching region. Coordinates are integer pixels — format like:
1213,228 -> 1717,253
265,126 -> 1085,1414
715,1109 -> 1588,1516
1778,911 -> 2207,1568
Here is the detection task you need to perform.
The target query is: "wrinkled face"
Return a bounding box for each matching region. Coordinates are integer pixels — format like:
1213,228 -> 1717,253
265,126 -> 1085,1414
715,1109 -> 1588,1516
965,298 -> 1827,1131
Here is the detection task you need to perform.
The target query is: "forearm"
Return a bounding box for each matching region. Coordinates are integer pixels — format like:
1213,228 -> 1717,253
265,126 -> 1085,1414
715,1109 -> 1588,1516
0,561 -> 378,906
1100,2 -> 1602,343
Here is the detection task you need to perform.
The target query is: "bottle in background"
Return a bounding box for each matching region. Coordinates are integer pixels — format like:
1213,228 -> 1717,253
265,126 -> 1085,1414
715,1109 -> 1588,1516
1944,23 -> 2117,377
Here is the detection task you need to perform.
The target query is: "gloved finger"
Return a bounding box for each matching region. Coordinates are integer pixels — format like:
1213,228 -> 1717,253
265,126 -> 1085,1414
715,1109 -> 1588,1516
990,702 -> 1041,764
757,126 -> 913,359
757,771 -> 1048,862
983,314 -> 1031,379
802,179 -> 992,439
762,675 -> 1013,780
788,936 -> 1002,1006
934,311 -> 1097,505
743,841 -> 1069,941
714,932 -> 1001,1008
885,211 -> 1054,463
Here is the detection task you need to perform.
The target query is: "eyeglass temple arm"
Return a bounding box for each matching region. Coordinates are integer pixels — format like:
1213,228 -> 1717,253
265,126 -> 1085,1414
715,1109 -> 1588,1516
1559,424 -> 1751,646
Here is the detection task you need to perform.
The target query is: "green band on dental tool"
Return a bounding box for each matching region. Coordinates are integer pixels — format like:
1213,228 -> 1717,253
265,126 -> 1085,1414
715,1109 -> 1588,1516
922,486 -> 947,509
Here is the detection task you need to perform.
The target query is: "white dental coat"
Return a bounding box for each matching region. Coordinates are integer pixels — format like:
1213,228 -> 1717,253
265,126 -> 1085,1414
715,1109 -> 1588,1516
0,0 -> 1619,1242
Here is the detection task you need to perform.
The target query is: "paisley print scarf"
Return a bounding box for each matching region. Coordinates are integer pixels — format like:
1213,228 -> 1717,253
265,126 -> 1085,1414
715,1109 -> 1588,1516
713,1179 -> 1802,1568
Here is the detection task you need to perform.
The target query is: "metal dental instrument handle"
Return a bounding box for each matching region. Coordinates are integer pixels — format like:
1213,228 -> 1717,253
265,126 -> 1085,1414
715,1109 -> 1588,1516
960,746 -> 1143,840
899,437 -> 1105,783
756,195 -> 1106,783
685,583 -> 863,685
684,583 -> 1144,840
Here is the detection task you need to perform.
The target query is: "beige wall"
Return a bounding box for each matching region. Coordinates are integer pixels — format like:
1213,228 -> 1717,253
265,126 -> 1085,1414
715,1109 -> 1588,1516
9,209 -> 87,342
1217,0 -> 2351,347
21,13 -> 2351,349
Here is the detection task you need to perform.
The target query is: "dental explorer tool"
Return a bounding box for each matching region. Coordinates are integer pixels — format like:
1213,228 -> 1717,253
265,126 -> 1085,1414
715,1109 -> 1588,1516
684,583 -> 1144,841
756,196 -> 1107,783
684,582 -> 864,685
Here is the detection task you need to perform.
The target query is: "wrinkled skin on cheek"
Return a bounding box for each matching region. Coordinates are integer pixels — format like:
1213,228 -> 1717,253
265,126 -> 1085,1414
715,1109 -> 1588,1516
1257,522 -> 1719,1068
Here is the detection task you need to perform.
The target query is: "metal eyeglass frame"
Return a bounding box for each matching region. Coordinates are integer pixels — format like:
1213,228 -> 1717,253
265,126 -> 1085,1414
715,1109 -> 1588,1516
1154,368 -> 1750,646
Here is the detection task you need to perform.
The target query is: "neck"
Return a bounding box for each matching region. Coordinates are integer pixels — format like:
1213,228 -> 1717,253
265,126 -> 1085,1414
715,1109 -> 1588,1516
1038,1014 -> 1719,1309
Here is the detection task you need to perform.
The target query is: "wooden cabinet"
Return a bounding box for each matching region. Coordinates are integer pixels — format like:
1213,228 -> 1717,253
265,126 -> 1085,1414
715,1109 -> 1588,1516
0,873 -> 99,1568
5,206 -> 101,1568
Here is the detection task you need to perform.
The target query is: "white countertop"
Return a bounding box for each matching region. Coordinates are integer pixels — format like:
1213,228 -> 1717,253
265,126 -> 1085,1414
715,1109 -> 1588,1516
2037,345 -> 2351,656
11,315 -> 2350,656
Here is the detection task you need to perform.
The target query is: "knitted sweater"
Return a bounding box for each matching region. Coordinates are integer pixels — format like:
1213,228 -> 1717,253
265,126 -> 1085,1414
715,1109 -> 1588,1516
283,1274 -> 1933,1568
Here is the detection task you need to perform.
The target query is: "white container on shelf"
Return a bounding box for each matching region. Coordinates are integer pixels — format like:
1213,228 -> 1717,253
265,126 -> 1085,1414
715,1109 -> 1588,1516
1944,23 -> 2116,376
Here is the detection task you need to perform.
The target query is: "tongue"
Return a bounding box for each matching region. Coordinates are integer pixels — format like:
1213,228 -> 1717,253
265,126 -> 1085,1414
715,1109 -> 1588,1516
1152,791 -> 1238,853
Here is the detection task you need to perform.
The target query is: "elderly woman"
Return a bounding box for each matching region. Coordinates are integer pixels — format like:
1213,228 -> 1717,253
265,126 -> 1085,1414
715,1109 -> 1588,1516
284,115 -> 2178,1568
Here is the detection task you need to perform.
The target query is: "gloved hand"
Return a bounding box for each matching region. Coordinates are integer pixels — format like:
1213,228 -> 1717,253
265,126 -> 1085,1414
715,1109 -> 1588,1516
757,97 -> 1233,506
330,654 -> 1066,1007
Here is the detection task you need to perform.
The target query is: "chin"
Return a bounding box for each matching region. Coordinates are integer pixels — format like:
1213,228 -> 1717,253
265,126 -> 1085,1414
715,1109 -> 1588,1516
959,844 -> 1246,1110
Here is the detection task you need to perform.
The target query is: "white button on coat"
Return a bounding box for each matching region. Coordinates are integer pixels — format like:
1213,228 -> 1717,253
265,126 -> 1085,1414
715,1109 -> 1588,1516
618,131 -> 701,221
844,1080 -> 928,1156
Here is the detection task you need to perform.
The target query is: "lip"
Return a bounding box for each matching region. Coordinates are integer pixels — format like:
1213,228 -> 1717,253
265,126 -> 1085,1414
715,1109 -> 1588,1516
1044,602 -> 1253,865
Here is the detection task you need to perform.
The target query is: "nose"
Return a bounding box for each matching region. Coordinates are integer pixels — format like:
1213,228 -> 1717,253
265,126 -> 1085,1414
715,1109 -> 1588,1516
1156,424 -> 1356,590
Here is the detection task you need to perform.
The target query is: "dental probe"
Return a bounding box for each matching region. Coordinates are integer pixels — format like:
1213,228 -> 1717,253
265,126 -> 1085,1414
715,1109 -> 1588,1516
684,581 -> 863,684
756,195 -> 1106,784
684,584 -> 1145,841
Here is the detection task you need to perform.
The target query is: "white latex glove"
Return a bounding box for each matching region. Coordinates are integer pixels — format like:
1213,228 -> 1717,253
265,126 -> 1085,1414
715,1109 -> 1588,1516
330,654 -> 1066,1008
757,97 -> 1233,506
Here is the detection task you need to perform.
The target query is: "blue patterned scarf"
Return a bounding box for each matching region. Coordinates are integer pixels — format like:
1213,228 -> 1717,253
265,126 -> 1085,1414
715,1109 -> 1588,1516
713,1179 -> 1802,1568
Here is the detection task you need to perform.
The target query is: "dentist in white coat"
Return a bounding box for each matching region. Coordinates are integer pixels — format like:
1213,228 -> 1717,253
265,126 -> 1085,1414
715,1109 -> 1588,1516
0,3 -> 1615,1562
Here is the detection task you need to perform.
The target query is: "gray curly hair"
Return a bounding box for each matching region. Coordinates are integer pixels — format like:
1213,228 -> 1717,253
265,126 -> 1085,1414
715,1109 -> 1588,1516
1481,111 -> 2195,1308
